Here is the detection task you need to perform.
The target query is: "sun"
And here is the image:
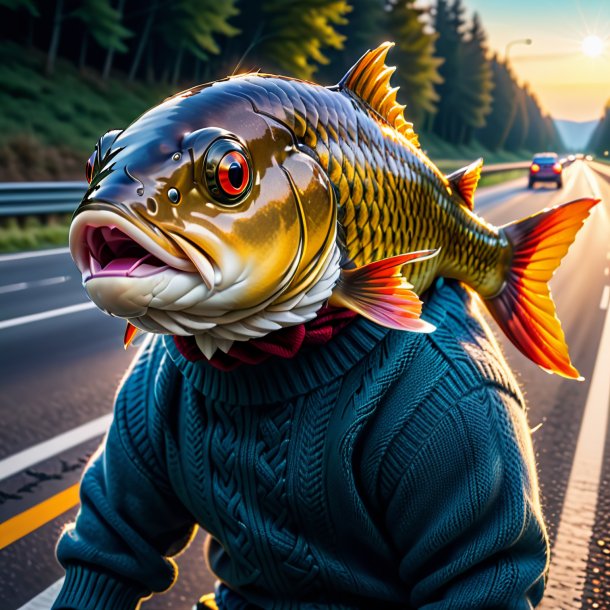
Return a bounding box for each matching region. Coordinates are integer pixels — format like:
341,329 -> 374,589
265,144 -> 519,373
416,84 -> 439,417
581,35 -> 604,57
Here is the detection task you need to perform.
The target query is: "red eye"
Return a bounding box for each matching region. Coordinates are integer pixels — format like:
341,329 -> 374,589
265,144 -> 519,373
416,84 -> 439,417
217,151 -> 249,197
85,151 -> 96,184
204,139 -> 252,204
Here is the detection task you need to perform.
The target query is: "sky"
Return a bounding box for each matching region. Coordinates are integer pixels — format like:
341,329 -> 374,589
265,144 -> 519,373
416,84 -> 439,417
449,0 -> 610,122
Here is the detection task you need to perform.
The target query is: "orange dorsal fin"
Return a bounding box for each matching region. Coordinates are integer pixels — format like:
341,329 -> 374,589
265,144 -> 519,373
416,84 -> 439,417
338,42 -> 420,149
328,250 -> 439,332
446,158 -> 483,210
485,197 -> 600,379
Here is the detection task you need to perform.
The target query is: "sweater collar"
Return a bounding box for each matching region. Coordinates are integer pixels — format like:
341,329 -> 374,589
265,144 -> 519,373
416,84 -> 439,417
163,316 -> 391,406
162,279 -> 451,406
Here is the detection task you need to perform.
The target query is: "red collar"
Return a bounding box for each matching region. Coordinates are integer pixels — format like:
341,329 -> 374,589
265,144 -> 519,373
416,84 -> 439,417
173,307 -> 357,371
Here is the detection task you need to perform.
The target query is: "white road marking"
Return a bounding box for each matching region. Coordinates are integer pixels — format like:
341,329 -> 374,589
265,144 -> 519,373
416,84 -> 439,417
0,414 -> 112,481
0,247 -> 70,263
16,578 -> 64,610
601,286 -> 610,311
582,163 -> 604,201
0,301 -> 96,330
539,298 -> 610,608
0,275 -> 71,295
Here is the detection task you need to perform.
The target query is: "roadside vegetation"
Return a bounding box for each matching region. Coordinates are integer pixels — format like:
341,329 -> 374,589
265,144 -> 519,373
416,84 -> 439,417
1,0 -> 565,183
0,0 -> 572,252
0,215 -> 71,253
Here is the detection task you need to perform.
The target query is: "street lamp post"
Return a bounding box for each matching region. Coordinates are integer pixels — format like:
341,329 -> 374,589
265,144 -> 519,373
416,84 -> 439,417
505,38 -> 533,64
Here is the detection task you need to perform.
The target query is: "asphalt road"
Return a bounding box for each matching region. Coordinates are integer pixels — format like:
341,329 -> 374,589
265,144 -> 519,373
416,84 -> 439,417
0,159 -> 609,609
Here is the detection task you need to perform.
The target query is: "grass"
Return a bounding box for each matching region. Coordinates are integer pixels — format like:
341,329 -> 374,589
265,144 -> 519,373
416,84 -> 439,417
478,169 -> 528,188
0,215 -> 71,253
0,41 -> 533,252
0,41 -> 172,181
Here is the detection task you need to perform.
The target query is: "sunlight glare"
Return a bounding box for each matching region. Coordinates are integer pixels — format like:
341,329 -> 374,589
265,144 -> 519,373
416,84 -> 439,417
582,35 -> 604,58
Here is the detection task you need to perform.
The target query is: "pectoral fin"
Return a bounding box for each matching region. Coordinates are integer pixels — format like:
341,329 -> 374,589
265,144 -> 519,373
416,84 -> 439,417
124,321 -> 139,349
329,250 -> 439,332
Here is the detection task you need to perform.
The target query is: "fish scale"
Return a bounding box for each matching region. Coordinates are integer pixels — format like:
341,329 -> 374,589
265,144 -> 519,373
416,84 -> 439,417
75,42 -> 598,378
225,48 -> 596,378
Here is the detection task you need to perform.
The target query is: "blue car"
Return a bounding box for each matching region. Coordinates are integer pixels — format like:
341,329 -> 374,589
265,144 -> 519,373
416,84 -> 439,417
529,153 -> 563,189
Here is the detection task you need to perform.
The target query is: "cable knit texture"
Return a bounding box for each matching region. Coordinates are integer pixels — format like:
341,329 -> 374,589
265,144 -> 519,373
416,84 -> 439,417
52,280 -> 549,610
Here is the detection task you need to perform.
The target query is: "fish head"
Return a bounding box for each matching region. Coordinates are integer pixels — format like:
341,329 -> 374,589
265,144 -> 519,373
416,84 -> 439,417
70,80 -> 338,342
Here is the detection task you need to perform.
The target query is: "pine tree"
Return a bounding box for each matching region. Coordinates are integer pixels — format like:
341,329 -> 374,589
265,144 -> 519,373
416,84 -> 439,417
387,0 -> 443,127
0,0 -> 38,15
431,0 -> 465,142
321,0 -> 386,82
504,86 -> 528,152
455,12 -> 492,144
72,0 -> 132,71
588,101 -> 610,156
476,56 -> 519,151
258,0 -> 351,79
161,0 -> 240,85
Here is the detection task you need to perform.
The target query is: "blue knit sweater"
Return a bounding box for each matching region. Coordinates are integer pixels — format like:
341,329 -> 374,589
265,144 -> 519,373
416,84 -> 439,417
53,280 -> 549,610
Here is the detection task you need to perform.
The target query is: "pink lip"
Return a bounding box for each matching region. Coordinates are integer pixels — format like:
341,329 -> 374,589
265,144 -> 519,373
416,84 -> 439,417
83,225 -> 170,281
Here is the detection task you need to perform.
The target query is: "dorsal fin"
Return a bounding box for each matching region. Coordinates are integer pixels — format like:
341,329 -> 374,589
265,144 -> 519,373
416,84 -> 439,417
446,158 -> 483,210
338,42 -> 420,149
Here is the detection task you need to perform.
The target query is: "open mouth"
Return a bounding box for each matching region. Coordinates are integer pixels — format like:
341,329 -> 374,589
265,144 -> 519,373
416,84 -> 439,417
84,226 -> 169,281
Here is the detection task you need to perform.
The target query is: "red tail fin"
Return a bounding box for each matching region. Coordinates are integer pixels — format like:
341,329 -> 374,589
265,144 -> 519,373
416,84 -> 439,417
485,198 -> 599,379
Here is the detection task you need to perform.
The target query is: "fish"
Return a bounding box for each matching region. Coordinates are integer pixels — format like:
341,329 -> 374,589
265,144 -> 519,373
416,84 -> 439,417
70,42 -> 599,378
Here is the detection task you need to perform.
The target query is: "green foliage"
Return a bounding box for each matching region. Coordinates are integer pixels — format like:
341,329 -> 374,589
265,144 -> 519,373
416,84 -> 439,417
588,101 -> 610,155
456,13 -> 492,137
0,42 -> 171,180
72,0 -> 132,53
259,0 -> 352,79
386,0 -> 443,126
431,1 -> 493,145
0,0 -> 575,168
0,0 -> 38,16
476,57 -> 517,151
0,215 -> 71,253
162,0 -> 240,60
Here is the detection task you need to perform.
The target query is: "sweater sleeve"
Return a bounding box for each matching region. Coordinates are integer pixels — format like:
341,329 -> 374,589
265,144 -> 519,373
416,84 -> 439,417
383,385 -> 549,609
52,338 -> 196,610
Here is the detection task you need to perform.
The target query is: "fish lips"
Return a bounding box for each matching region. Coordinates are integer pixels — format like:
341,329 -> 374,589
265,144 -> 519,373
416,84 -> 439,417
70,208 -> 220,316
70,208 -> 223,285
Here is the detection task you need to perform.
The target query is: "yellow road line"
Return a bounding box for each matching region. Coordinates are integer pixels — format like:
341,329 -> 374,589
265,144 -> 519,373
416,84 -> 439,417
0,483 -> 80,550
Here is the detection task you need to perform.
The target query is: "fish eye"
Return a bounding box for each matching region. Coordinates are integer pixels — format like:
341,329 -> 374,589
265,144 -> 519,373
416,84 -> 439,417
204,139 -> 251,204
85,150 -> 96,184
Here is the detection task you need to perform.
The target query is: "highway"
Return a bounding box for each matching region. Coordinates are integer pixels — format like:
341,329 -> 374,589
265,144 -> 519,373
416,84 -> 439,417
0,159 -> 609,609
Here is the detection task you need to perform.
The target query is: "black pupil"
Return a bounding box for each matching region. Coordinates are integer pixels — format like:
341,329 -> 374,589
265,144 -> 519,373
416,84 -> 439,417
228,161 -> 243,188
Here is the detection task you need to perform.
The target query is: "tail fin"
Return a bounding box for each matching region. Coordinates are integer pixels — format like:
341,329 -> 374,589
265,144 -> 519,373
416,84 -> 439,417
485,198 -> 599,379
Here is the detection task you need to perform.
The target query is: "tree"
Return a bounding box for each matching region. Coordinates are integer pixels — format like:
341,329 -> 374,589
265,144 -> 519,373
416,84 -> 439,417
430,0 -> 465,142
476,56 -> 518,151
455,12 -> 492,144
588,101 -> 610,156
504,86 -> 528,152
102,0 -> 127,80
72,0 -> 132,72
318,0 -> 386,83
160,0 -> 240,86
232,0 -> 351,81
0,0 -> 38,15
387,0 -> 443,127
45,0 -> 64,76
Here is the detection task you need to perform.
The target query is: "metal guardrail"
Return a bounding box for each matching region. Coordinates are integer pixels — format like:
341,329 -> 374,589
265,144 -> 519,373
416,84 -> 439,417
0,181 -> 88,217
0,162 -> 531,217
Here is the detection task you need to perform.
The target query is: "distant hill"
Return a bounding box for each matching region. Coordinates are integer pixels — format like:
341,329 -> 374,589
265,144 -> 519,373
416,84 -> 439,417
554,119 -> 599,152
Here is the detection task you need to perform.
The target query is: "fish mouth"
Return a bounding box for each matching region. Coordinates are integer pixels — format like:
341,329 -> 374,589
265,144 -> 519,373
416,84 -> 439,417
70,210 -> 216,288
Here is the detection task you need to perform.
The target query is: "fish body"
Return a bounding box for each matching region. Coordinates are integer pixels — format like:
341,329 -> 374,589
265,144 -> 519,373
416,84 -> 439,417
70,43 -> 598,377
